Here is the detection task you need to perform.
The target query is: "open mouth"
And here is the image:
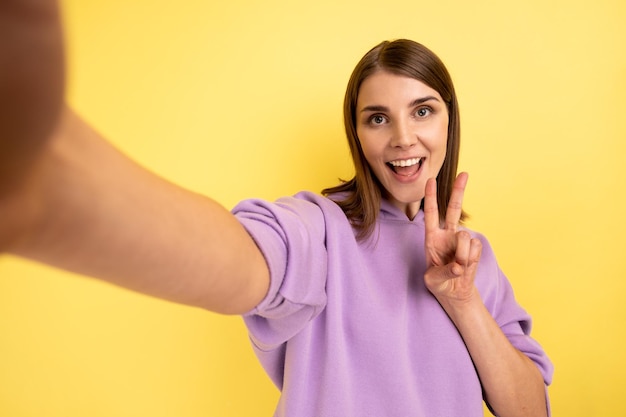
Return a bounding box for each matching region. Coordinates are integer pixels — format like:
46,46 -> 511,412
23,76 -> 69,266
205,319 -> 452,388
386,157 -> 423,177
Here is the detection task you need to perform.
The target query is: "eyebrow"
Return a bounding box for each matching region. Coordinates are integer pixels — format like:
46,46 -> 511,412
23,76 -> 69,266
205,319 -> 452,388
359,95 -> 441,113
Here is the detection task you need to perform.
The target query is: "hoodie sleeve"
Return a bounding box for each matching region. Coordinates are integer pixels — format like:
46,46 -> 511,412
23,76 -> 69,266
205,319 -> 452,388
473,232 -> 554,414
232,194 -> 329,352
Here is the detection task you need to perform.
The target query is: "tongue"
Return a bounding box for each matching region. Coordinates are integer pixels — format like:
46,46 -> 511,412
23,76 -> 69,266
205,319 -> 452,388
393,164 -> 419,177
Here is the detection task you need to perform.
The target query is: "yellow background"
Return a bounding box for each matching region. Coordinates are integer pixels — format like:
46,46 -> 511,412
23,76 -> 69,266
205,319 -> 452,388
1,0 -> 625,415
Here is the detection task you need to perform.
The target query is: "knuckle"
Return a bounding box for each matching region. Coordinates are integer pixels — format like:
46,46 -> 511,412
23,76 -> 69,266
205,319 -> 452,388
456,230 -> 471,240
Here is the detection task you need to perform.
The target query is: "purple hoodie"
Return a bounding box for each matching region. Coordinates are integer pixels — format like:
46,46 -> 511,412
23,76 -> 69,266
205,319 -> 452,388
234,191 -> 553,416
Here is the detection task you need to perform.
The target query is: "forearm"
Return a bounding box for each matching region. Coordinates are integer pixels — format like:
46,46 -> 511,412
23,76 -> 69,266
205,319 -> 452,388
6,108 -> 269,314
442,292 -> 547,417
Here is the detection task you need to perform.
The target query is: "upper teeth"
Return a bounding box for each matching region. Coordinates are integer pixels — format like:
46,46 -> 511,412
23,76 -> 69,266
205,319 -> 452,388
390,158 -> 421,167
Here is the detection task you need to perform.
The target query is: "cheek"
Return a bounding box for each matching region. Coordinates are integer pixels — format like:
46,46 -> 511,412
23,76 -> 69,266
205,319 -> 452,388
358,139 -> 387,180
357,132 -> 379,163
421,130 -> 448,173
432,141 -> 448,168
423,122 -> 448,154
361,147 -> 383,178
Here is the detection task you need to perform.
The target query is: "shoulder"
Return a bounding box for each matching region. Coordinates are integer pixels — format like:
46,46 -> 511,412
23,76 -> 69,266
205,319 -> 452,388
233,191 -> 345,222
460,227 -> 525,323
232,191 -> 350,242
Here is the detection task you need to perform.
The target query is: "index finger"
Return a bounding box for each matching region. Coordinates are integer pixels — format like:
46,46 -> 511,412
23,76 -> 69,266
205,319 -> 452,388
444,172 -> 468,230
424,177 -> 440,233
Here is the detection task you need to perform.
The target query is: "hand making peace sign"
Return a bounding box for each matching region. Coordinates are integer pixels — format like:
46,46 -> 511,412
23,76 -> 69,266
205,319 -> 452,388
423,173 -> 483,306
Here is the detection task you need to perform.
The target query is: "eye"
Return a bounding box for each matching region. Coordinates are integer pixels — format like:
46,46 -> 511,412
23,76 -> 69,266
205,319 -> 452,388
415,107 -> 432,118
368,114 -> 387,125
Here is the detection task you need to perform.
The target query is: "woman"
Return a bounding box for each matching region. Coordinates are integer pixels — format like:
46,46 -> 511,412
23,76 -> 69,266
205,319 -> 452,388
234,40 -> 553,416
0,3 -> 552,416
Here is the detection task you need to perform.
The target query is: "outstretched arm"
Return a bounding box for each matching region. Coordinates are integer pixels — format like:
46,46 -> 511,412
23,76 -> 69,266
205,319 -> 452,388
423,174 -> 547,417
0,1 -> 269,314
6,108 -> 270,314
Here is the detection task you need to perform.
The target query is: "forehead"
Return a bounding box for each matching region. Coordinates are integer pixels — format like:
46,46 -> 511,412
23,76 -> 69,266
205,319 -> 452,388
357,71 -> 442,109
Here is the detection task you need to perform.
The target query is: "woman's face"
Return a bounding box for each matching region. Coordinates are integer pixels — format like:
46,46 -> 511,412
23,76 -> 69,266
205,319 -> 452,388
356,70 -> 449,219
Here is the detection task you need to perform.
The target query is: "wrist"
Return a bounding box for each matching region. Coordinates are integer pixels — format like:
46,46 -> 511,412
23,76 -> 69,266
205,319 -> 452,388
436,287 -> 484,324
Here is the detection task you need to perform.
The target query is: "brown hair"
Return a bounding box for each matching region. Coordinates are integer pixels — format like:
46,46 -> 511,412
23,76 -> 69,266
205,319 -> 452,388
322,39 -> 465,240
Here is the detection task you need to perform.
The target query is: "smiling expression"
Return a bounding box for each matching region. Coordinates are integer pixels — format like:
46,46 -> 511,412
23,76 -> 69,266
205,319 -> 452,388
356,71 -> 449,219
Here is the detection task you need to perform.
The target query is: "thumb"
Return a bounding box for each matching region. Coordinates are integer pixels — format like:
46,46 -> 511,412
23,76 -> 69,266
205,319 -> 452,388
424,262 -> 463,286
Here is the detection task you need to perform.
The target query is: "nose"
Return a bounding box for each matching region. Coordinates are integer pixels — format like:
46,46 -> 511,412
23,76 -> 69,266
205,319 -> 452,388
390,120 -> 417,149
